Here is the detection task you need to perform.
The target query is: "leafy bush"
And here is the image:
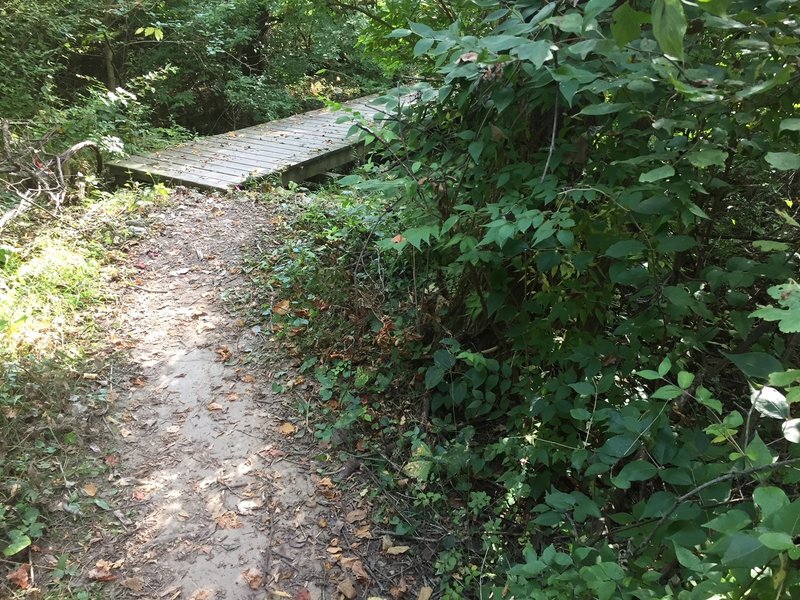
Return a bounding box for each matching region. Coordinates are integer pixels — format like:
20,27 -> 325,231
335,1 -> 800,597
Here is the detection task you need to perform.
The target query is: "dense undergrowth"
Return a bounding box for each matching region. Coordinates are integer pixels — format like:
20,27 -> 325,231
255,1 -> 800,599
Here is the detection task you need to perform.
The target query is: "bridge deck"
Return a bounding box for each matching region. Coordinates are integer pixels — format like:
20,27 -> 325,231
109,96 -> 383,190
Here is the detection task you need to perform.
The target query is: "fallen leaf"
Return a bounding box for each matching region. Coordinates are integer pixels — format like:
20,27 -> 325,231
207,402 -> 224,411
295,588 -> 312,600
6,565 -> 29,589
166,425 -> 181,434
242,568 -> 263,590
278,422 -> 297,436
345,509 -> 368,523
121,577 -> 145,592
354,525 -> 372,539
418,586 -> 433,600
318,477 -> 335,488
337,578 -> 357,600
386,545 -> 410,555
318,517 -> 328,528
188,590 -> 215,600
83,483 -> 98,497
119,427 -> 133,438
215,346 -> 233,361
273,300 -> 291,315
216,511 -> 243,529
104,454 -> 119,467
88,559 -> 117,582
130,376 -> 147,387
132,488 -> 148,501
241,373 -> 255,383
270,591 -> 291,599
381,535 -> 394,551
390,577 -> 409,599
350,559 -> 370,583
326,546 -> 342,554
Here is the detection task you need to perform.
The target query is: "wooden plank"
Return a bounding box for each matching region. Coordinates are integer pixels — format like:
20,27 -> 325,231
109,94 -> 387,189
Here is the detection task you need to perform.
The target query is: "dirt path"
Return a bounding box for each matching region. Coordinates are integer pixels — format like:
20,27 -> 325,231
99,189 -> 337,599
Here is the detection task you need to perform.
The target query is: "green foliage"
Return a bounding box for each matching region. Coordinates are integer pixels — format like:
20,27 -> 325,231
333,0 -> 800,597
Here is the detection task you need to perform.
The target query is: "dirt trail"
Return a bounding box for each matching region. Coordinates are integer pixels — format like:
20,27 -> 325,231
101,189 -> 335,599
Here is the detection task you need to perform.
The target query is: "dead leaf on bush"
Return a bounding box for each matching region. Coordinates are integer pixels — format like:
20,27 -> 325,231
6,565 -> 29,589
345,508 -> 367,523
278,422 -> 297,436
386,545 -> 410,555
242,568 -> 263,590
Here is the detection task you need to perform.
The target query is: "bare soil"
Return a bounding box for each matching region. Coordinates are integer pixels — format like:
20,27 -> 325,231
94,189 -> 342,599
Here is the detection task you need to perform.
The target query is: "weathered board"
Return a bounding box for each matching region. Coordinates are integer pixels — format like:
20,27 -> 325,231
108,95 -> 390,191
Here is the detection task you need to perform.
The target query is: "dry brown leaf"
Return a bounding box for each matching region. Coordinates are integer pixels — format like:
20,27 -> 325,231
278,422 -> 297,436
345,509 -> 367,523
88,559 -> 117,582
381,535 -> 394,551
326,546 -> 342,554
386,545 -> 410,555
207,402 -> 224,411
83,483 -> 98,497
273,300 -> 291,315
215,346 -> 233,361
241,373 -> 255,383
119,427 -> 133,438
104,454 -> 119,467
417,586 -> 433,600
132,488 -> 148,501
270,591 -> 291,598
216,511 -> 243,529
390,577 -> 409,600
318,476 -> 335,488
189,590 -> 216,600
350,559 -> 370,583
6,565 -> 29,589
242,568 -> 263,590
121,577 -> 145,592
130,376 -> 147,387
354,525 -> 372,539
318,517 -> 328,528
295,588 -> 312,600
337,578 -> 357,600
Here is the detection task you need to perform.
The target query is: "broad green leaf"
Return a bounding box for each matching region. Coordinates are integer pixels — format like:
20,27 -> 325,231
656,235 -> 697,253
409,22 -> 435,38
722,533 -> 774,568
579,102 -> 631,116
674,544 -> 704,572
782,418 -> 800,443
611,2 -> 650,47
403,444 -> 433,481
3,533 -> 31,557
752,240 -> 790,252
425,365 -> 445,389
639,165 -> 675,182
570,381 -> 595,396
754,486 -> 789,515
765,152 -> 800,171
615,460 -> 658,489
759,532 -> 796,551
570,408 -> 592,420
651,0 -> 686,59
584,0 -> 616,21
750,386 -> 789,419
678,371 -> 694,389
724,352 -> 783,379
513,40 -> 554,68
769,369 -> 800,387
703,509 -> 752,534
652,384 -> 682,400
636,369 -> 662,380
605,239 -> 646,257
697,0 -> 732,17
387,28 -> 412,38
744,433 -> 774,468
434,349 -> 455,370
481,35 -> 525,53
414,38 -> 434,56
468,141 -> 485,163
686,148 -> 728,168
658,357 -> 672,376
780,119 -> 800,132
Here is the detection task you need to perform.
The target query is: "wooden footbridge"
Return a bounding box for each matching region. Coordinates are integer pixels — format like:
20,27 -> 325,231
109,95 -> 392,191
